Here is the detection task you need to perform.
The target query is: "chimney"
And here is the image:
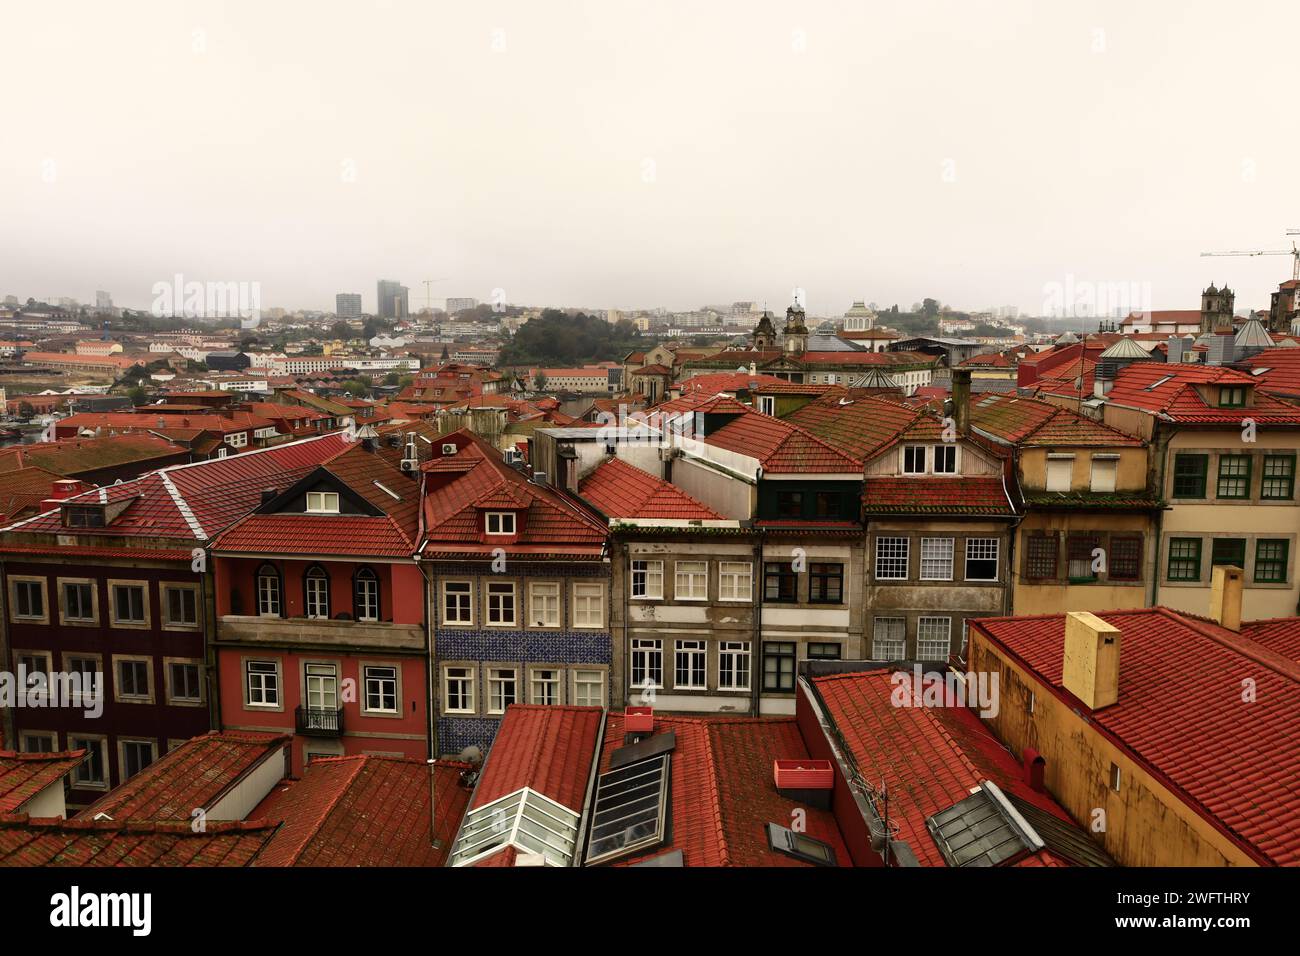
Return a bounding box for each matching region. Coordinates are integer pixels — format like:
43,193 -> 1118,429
624,706 -> 654,739
950,367 -> 971,436
1209,564 -> 1244,632
773,759 -> 834,810
50,479 -> 84,500
1062,611 -> 1122,710
1022,749 -> 1046,793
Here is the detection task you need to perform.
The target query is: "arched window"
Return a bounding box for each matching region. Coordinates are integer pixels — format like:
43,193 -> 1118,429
354,567 -> 380,622
256,564 -> 282,617
305,565 -> 331,620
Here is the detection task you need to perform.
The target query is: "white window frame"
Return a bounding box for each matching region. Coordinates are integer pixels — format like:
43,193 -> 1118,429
674,640 -> 707,690
442,580 -> 473,625
674,561 -> 708,601
443,664 -> 477,714
965,537 -> 1000,582
1046,454 -> 1074,492
162,584 -> 200,629
486,581 -> 517,627
916,616 -> 953,661
572,582 -> 604,629
305,567 -> 331,620
902,445 -> 927,475
485,511 -> 516,536
163,657 -> 204,705
872,617 -> 906,660
718,641 -> 751,691
246,659 -> 282,709
528,582 -> 561,628
225,431 -> 248,448
354,568 -> 380,622
630,559 -> 664,600
362,663 -> 399,714
306,490 -> 340,513
108,579 -> 149,627
572,669 -> 605,707
9,576 -> 48,623
529,666 -> 562,705
119,738 -> 158,781
487,666 -> 519,715
630,638 -> 663,690
1090,455 -> 1119,493
932,444 -> 957,474
69,734 -> 109,789
920,537 -> 954,581
875,536 -> 910,580
113,654 -> 154,703
718,562 -> 753,602
58,577 -> 98,625
257,565 -> 281,617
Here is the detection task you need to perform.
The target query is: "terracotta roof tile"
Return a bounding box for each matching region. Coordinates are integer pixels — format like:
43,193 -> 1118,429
0,815 -> 277,866
0,751 -> 86,812
579,458 -> 723,521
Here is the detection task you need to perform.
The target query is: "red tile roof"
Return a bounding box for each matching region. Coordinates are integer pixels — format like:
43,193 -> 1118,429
469,705 -> 604,814
811,670 -> 1078,867
1103,364 -> 1300,425
0,815 -> 277,866
76,732 -> 288,821
1241,349 -> 1300,399
0,466 -> 62,520
250,756 -> 473,867
0,751 -> 86,812
678,372 -> 789,395
864,476 -> 1015,515
703,410 -> 862,472
0,433 -> 187,478
1240,618 -> 1300,663
971,394 -> 1144,447
579,458 -> 723,521
786,394 -> 924,462
972,607 -> 1300,866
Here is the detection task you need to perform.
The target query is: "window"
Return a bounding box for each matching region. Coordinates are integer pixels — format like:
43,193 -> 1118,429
304,566 -> 330,619
528,582 -> 560,627
807,642 -> 841,660
304,663 -> 338,715
674,640 -> 707,689
529,667 -> 561,705
814,492 -> 843,518
487,582 -> 516,626
933,445 -> 957,474
1211,538 -> 1246,569
630,639 -> 663,690
66,655 -> 101,703
902,445 -> 927,474
246,660 -> 281,707
257,564 -> 282,617
1046,456 -> 1073,492
916,617 -> 952,661
718,642 -> 750,691
21,733 -> 55,753
11,578 -> 45,620
1172,454 -> 1208,498
116,658 -> 151,700
766,823 -> 837,867
443,580 -> 472,624
1067,534 -> 1099,583
573,669 -> 605,707
1110,763 -> 1122,792
875,536 -> 910,580
762,642 -> 796,692
70,736 -> 107,787
1167,538 -> 1202,582
1262,455 -> 1295,500
354,568 -> 379,622
718,562 -> 753,602
572,583 -> 604,628
364,665 -> 398,713
758,396 -> 776,415
63,505 -> 106,528
18,652 -> 50,691
763,562 -> 798,602
1108,536 -> 1143,581
62,581 -> 96,623
872,617 -> 906,659
630,560 -> 663,600
167,661 -> 202,703
1255,539 -> 1289,584
776,491 -> 803,518
1219,385 -> 1247,408
674,561 -> 708,601
226,431 -> 248,448
306,490 -> 340,513
443,665 -> 476,713
965,538 -> 999,581
1090,457 -> 1118,493
1216,455 -> 1251,499
1026,534 -> 1058,580
121,740 -> 156,780
110,583 -> 147,625
808,563 -> 844,603
485,511 -> 516,535
163,585 -> 198,627
920,538 -> 954,581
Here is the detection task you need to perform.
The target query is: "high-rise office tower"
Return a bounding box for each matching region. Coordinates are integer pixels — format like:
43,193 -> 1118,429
336,293 -> 363,318
377,280 -> 409,319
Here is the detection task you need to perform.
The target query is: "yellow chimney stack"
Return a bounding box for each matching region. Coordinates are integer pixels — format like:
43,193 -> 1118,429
1062,611 -> 1122,710
1209,565 -> 1244,632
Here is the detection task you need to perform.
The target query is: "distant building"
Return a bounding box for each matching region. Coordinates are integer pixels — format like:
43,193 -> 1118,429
842,300 -> 877,332
377,280 -> 409,320
445,297 -> 478,314
335,293 -> 362,319
95,290 -> 112,312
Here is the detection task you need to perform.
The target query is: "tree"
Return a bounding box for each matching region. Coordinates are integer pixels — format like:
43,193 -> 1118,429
127,386 -> 148,406
330,321 -> 352,341
497,309 -> 646,366
534,371 -> 548,391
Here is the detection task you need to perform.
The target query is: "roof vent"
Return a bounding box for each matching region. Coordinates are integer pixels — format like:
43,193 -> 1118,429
624,706 -> 654,735
773,759 -> 834,810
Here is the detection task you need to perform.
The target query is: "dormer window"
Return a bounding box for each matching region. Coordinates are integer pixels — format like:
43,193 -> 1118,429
485,511 -> 516,535
1219,385 -> 1247,408
903,445 -> 927,474
933,445 -> 957,474
62,504 -> 106,528
306,491 -> 340,514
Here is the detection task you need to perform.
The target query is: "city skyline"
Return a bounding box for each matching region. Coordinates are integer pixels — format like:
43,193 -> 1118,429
5,1 -> 1299,316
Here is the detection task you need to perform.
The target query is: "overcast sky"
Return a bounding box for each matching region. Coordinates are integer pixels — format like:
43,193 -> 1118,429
4,0 -> 1298,318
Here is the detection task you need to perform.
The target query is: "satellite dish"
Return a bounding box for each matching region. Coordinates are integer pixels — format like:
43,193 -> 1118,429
458,744 -> 483,764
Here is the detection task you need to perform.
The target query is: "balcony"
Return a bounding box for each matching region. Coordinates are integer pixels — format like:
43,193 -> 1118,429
296,706 -> 344,737
217,615 -> 424,651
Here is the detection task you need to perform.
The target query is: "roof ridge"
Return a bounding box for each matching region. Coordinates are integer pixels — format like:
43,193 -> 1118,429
1155,607 -> 1300,684
698,717 -> 731,867
264,755 -> 367,864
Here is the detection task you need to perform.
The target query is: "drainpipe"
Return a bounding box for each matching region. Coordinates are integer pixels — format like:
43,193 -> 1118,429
621,544 -> 630,711
751,529 -> 763,718
202,547 -> 220,733
0,562 -> 13,749
1150,427 -> 1173,608
416,554 -> 437,759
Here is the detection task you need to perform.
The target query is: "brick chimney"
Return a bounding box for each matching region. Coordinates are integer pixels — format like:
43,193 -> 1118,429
950,367 -> 971,437
1209,565 -> 1244,632
1062,611 -> 1121,710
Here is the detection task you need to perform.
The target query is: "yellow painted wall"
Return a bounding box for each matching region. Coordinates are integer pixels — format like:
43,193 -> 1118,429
1011,512 -> 1154,614
1019,446 -> 1148,492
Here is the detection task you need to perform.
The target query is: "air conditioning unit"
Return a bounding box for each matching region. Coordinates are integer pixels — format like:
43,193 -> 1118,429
442,443 -> 457,455
400,459 -> 417,472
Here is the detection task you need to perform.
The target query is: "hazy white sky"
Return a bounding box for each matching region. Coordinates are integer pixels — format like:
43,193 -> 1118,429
3,0 -> 1298,318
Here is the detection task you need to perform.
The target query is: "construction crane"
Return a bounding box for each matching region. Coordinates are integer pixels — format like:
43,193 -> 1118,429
421,277 -> 449,315
1201,232 -> 1300,281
